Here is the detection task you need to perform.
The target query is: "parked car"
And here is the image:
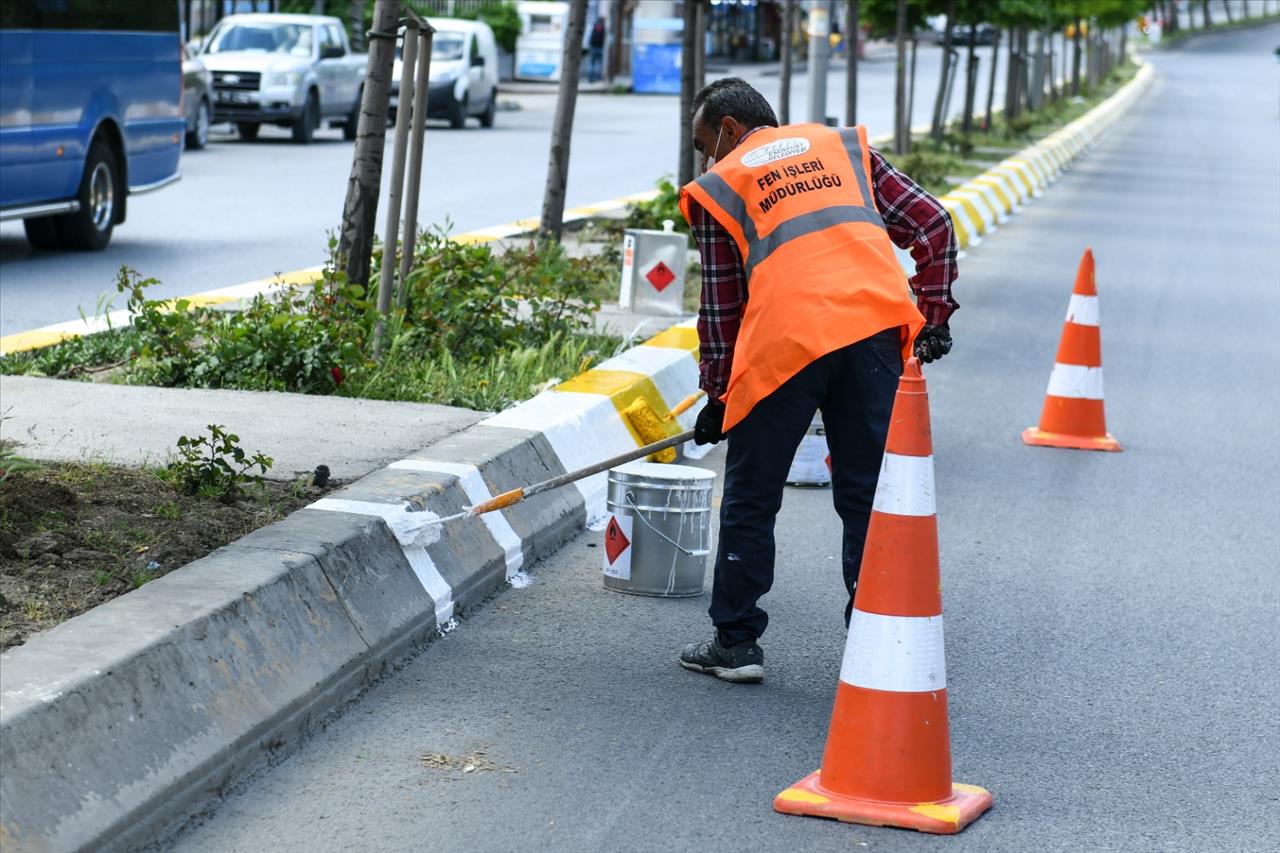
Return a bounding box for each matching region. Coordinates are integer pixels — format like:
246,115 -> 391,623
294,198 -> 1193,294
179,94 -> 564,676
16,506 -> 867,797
183,44 -> 213,150
199,13 -> 367,143
390,19 -> 499,129
936,23 -> 998,46
0,1 -> 184,250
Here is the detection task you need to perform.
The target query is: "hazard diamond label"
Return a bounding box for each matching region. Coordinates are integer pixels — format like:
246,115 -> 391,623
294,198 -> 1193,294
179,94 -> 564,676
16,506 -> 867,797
602,514 -> 634,580
645,261 -> 676,292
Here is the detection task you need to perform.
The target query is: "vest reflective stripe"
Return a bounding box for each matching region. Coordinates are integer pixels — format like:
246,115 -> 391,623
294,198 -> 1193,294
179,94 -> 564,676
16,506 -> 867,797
836,127 -> 883,226
745,204 -> 886,281
679,124 -> 926,431
697,172 -> 760,244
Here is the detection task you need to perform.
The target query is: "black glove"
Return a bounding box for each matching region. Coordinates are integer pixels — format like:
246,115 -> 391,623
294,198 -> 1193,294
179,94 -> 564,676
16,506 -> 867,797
694,400 -> 726,446
914,323 -> 953,364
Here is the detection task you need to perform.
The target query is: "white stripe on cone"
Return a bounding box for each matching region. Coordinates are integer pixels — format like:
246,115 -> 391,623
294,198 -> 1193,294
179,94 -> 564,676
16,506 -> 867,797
871,452 -> 936,517
1065,294 -> 1100,327
1046,363 -> 1105,400
840,610 -> 947,692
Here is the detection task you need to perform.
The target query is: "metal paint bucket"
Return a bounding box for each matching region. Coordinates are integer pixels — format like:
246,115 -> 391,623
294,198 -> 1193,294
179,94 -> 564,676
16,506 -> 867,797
602,461 -> 715,597
787,414 -> 831,487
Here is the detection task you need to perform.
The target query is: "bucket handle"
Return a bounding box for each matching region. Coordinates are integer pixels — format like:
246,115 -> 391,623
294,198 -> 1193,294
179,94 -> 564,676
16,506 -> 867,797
624,492 -> 701,557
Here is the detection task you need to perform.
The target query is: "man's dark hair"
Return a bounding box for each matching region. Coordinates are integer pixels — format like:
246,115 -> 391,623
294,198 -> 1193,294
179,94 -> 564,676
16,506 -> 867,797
692,77 -> 779,131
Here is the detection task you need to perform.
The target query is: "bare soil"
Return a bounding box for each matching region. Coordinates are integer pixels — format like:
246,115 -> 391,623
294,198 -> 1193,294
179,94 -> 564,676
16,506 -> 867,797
0,462 -> 333,652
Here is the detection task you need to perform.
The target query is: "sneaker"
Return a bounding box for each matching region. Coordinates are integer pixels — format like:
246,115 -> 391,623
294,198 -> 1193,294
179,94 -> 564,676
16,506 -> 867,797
679,636 -> 764,683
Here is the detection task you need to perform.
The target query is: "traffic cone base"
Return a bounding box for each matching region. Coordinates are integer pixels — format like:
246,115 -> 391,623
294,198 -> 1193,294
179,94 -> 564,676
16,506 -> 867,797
774,774 -> 992,835
1021,426 -> 1121,452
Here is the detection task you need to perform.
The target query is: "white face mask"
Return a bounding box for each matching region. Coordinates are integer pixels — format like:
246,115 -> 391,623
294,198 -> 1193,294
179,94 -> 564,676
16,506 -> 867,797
700,124 -> 726,174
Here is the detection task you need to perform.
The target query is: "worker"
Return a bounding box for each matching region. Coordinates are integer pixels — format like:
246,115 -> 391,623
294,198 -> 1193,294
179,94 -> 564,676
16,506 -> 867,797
677,78 -> 957,683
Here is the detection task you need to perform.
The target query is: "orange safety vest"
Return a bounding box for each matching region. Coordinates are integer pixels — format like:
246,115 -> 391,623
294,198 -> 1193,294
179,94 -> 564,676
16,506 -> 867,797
680,124 -> 926,432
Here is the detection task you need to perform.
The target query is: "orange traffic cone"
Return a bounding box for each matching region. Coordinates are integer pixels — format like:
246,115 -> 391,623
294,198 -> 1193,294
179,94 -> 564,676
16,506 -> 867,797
1022,249 -> 1121,452
774,357 -> 992,834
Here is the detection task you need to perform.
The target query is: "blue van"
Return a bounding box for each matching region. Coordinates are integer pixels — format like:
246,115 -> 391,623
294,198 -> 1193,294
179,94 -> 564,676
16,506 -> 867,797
0,1 -> 184,250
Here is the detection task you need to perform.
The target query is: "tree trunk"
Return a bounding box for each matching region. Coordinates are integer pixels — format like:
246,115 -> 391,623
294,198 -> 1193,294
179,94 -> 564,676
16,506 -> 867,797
695,0 -> 707,90
539,0 -> 588,243
1030,27 -> 1047,110
1071,18 -> 1082,96
1169,0 -> 1180,32
845,0 -> 859,125
905,34 -> 918,151
606,0 -> 623,82
929,0 -> 956,142
1202,0 -> 1213,27
183,0 -> 193,39
780,0 -> 794,123
893,0 -> 908,154
1003,24 -> 1018,121
961,23 -> 977,138
983,28 -> 1000,131
678,0 -> 698,185
1223,0 -> 1234,24
336,0 -> 399,290
350,0 -> 367,51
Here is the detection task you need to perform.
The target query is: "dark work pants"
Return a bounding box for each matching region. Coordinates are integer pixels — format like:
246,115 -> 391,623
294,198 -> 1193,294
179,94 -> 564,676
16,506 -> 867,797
710,328 -> 904,647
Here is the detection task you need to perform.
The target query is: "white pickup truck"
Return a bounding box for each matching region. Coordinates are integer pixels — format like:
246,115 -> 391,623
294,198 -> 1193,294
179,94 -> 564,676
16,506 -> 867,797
199,13 -> 367,144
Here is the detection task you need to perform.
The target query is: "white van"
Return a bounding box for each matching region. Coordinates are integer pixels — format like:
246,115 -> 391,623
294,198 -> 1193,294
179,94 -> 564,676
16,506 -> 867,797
391,18 -> 499,128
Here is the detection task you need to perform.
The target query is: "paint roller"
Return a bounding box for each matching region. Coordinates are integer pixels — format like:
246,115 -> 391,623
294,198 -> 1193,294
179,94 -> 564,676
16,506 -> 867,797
620,390 -> 706,463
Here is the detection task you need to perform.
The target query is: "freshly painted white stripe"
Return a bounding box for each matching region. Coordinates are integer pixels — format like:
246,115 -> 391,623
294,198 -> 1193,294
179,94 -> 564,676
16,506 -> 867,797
991,166 -> 1030,202
840,611 -> 947,692
402,544 -> 454,624
484,390 -> 635,524
390,460 -> 524,578
985,171 -> 1024,209
1065,294 -> 1100,327
308,498 -> 454,623
308,498 -> 442,548
872,452 -> 936,517
971,183 -> 1010,222
1046,363 -> 1105,400
941,199 -> 982,248
953,189 -> 998,232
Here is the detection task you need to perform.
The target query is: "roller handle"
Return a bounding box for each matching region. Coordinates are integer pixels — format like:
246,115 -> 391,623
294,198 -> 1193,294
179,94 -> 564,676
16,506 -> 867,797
663,390 -> 706,422
469,429 -> 697,518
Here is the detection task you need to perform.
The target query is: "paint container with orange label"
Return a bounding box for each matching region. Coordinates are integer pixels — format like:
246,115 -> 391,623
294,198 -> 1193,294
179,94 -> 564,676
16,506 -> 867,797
602,461 -> 713,597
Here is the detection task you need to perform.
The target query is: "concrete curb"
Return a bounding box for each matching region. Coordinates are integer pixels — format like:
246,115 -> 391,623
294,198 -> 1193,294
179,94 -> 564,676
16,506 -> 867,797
0,320 -> 701,852
0,60 -> 1153,850
937,63 -> 1156,253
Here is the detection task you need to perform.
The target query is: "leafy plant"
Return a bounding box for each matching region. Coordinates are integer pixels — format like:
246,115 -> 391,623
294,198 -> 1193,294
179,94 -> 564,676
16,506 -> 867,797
625,176 -> 688,234
167,425 -> 273,499
1,228 -> 619,412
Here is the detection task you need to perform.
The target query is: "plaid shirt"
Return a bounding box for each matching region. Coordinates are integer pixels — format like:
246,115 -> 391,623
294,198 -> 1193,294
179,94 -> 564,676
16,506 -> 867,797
689,131 -> 959,401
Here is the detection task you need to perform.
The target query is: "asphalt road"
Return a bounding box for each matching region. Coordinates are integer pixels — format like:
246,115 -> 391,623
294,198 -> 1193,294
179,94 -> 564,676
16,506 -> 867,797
166,23 -> 1280,853
0,40 -> 1026,336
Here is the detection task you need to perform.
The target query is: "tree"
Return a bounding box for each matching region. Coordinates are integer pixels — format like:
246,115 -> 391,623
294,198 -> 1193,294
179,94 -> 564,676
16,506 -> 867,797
780,0 -> 795,123
862,0 -> 930,151
350,0 -> 366,50
678,0 -> 698,186
894,0 -> 909,153
845,0 -> 860,125
929,0 -> 956,142
336,0 -> 399,290
540,0 -> 588,242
